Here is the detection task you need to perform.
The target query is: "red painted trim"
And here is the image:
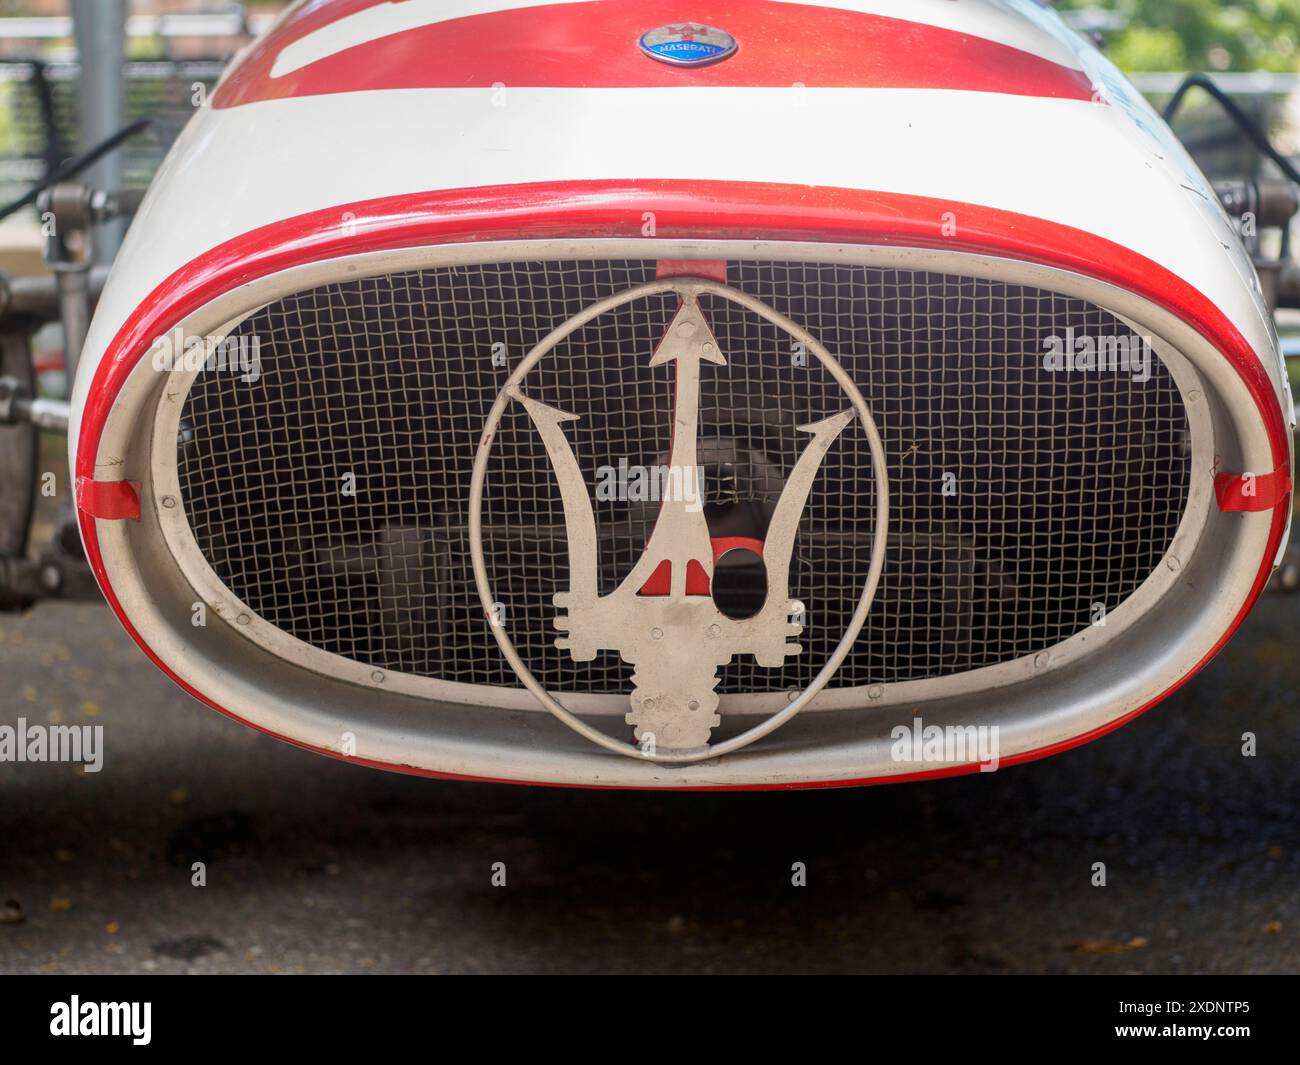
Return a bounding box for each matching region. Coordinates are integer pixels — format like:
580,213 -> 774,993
75,477 -> 141,521
657,259 -> 729,284
1215,464 -> 1292,512
637,557 -> 673,596
75,179 -> 1290,790
713,536 -> 765,561
634,558 -> 715,596
213,0 -> 1094,108
685,558 -> 711,596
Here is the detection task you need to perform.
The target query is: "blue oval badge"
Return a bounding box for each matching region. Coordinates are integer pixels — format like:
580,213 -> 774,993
639,24 -> 738,67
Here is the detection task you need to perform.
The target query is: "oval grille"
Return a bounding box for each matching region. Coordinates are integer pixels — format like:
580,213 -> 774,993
175,260 -> 1192,695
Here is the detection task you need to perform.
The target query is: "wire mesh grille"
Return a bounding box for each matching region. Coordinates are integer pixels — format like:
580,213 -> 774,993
176,260 -> 1192,695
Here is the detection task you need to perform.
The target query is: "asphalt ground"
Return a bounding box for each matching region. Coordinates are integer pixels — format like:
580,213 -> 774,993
0,578 -> 1298,974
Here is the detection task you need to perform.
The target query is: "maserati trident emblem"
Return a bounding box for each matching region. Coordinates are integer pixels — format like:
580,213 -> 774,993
469,277 -> 889,764
638,23 -> 739,67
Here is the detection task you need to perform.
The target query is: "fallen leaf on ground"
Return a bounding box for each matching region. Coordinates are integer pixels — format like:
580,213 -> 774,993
1068,936 -> 1148,955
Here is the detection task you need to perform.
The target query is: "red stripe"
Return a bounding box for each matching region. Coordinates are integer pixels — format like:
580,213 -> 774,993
1215,464 -> 1292,511
75,179 -> 1289,790
213,0 -> 1094,107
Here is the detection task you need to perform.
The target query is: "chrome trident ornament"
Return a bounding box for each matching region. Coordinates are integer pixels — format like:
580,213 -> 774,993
469,277 -> 889,764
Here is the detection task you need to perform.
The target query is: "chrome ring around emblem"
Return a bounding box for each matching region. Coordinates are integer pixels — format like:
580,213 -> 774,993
468,277 -> 889,765
638,23 -> 739,67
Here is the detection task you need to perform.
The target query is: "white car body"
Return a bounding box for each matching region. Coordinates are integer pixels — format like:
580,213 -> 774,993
69,0 -> 1293,787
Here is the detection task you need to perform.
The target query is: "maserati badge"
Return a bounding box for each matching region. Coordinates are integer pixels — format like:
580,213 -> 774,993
638,24 -> 739,67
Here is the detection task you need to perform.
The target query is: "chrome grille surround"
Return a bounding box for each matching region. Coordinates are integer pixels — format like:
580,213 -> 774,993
84,237 -> 1275,787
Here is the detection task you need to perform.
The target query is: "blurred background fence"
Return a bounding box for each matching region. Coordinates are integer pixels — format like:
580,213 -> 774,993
0,53 -> 227,202
0,3 -> 280,244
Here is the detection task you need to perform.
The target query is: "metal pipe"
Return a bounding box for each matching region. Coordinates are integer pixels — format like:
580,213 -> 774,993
11,395 -> 70,434
71,0 -> 127,262
0,376 -> 71,434
0,266 -> 110,325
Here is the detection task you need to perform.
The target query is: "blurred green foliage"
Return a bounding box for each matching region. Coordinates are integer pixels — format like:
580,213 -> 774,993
1058,0 -> 1300,71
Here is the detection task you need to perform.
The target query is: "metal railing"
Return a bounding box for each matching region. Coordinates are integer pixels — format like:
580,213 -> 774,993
0,6 -> 277,211
0,57 -> 227,204
0,10 -> 277,42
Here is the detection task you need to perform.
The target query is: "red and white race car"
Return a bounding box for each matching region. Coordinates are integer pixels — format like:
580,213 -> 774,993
67,0 -> 1293,787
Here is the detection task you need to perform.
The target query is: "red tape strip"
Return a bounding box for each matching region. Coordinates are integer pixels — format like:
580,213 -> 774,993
1214,465 -> 1292,512
76,477 -> 142,521
656,259 -> 728,284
